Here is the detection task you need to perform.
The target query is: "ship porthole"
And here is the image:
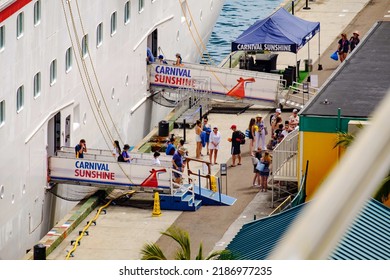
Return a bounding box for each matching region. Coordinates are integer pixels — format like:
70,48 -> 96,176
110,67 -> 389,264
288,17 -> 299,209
117,98 -> 120,106
200,10 -> 203,22
0,185 -> 4,199
210,0 -> 213,11
111,88 -> 115,99
176,30 -> 180,41
22,184 -> 26,195
83,113 -> 87,125
125,75 -> 129,86
11,194 -> 15,204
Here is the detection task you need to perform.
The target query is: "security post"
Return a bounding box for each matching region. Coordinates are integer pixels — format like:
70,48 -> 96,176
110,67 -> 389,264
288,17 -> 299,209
220,163 -> 228,195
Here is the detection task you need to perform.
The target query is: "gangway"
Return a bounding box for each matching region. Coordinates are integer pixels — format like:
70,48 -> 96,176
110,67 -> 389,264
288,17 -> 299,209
48,147 -> 236,211
148,61 -> 285,108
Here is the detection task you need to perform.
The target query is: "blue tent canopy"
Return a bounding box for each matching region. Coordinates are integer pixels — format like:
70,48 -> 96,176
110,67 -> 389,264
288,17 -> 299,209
231,8 -> 320,54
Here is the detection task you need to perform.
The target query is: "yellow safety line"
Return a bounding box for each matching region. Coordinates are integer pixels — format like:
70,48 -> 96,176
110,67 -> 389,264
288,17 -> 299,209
65,191 -> 135,260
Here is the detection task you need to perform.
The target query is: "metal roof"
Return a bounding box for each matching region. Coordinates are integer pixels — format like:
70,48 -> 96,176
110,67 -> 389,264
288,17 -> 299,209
301,21 -> 390,118
226,199 -> 390,260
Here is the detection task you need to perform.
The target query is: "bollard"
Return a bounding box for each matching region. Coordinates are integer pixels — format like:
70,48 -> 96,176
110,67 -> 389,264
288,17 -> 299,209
33,243 -> 46,260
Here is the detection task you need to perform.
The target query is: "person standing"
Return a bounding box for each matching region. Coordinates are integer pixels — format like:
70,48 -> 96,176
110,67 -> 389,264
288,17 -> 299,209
255,114 -> 267,151
349,31 -> 360,52
252,151 -> 262,187
173,53 -> 183,66
288,109 -> 299,131
121,144 -> 132,163
270,108 -> 282,136
112,140 -> 121,158
260,151 -> 272,192
338,33 -> 350,62
229,124 -> 241,167
209,126 -> 221,165
172,147 -> 186,184
75,139 -> 87,158
195,120 -> 202,159
248,118 -> 256,156
202,117 -> 211,155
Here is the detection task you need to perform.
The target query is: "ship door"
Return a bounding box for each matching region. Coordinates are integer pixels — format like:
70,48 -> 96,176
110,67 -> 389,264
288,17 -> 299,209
148,29 -> 158,57
47,112 -> 61,155
65,115 -> 71,147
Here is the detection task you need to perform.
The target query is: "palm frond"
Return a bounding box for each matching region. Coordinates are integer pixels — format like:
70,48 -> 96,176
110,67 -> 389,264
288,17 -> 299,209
162,226 -> 191,259
195,242 -> 204,260
333,131 -> 355,149
140,243 -> 167,260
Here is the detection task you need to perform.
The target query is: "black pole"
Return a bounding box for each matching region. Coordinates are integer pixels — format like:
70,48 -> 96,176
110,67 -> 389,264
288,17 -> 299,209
292,1 -> 295,15
33,244 -> 46,260
303,0 -> 311,10
199,105 -> 203,120
183,119 -> 186,143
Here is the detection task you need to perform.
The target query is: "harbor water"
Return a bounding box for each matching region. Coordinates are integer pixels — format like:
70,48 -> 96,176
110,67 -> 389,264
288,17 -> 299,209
203,0 -> 285,64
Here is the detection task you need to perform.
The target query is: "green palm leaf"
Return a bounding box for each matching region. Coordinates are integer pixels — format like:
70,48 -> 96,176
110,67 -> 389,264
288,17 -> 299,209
140,243 -> 167,260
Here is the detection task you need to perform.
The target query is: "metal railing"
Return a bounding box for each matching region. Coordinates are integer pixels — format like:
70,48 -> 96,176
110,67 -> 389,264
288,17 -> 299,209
269,129 -> 299,207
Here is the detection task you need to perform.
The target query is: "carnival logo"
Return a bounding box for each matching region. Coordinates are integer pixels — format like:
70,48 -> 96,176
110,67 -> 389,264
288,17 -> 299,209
74,161 -> 115,180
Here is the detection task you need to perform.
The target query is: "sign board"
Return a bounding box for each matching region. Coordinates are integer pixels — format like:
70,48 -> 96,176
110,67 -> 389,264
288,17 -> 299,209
220,163 -> 227,176
149,63 -> 281,106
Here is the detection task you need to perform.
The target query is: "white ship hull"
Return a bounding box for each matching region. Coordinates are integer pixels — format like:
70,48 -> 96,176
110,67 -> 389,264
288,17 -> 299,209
0,0 -> 224,259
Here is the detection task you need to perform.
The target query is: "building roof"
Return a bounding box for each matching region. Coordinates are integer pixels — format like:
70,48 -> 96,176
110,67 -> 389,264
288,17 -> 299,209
226,199 -> 390,260
301,21 -> 390,118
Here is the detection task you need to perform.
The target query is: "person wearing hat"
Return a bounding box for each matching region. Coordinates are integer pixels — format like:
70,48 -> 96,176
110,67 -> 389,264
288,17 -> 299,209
337,33 -> 350,62
121,144 -> 132,163
229,124 -> 241,167
349,31 -> 360,52
209,126 -> 221,165
255,114 -> 267,151
288,109 -> 300,131
172,147 -> 186,184
270,108 -> 282,136
158,54 -> 167,64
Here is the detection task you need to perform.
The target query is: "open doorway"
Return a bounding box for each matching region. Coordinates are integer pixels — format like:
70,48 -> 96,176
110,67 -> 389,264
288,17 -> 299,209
148,29 -> 158,58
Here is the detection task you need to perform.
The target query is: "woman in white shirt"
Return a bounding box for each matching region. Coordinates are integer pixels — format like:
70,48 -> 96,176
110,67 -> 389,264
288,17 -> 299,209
112,140 -> 121,159
209,126 -> 221,165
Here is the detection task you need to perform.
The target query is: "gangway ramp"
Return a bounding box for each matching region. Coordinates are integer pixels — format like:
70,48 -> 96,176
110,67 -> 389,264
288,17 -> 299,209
149,61 -> 284,108
48,147 -> 237,211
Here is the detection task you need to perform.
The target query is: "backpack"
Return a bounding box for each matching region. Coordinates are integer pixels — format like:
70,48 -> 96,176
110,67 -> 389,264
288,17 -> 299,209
117,154 -> 125,162
237,130 -> 246,145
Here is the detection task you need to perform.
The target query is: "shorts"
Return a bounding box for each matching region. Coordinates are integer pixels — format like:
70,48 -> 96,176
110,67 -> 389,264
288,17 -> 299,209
231,144 -> 241,155
173,166 -> 183,178
260,171 -> 270,177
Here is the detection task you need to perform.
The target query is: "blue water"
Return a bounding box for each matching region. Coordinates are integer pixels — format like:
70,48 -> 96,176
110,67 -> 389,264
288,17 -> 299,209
203,0 -> 284,64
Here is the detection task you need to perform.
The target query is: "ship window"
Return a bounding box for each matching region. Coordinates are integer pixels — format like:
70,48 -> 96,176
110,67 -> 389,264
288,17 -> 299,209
65,47 -> 72,73
34,0 -> 41,26
0,26 -> 4,51
110,12 -> 117,36
50,59 -> 57,86
96,22 -> 103,47
0,100 -> 5,126
33,72 -> 41,98
82,34 -> 88,58
16,85 -> 24,113
138,0 -> 144,13
16,12 -> 24,39
124,1 -> 130,24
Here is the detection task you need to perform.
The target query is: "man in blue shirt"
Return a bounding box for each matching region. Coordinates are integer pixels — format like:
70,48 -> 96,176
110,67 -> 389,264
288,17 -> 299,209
165,138 -> 176,155
172,147 -> 186,184
75,139 -> 87,158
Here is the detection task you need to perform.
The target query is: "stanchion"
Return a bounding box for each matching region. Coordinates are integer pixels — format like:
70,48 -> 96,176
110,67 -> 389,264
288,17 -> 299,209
183,119 -> 186,142
33,243 -> 46,260
291,0 -> 295,15
303,0 -> 311,10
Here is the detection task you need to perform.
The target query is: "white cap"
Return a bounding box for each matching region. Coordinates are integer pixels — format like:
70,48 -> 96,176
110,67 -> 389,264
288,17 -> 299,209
293,109 -> 298,113
276,108 -> 282,113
